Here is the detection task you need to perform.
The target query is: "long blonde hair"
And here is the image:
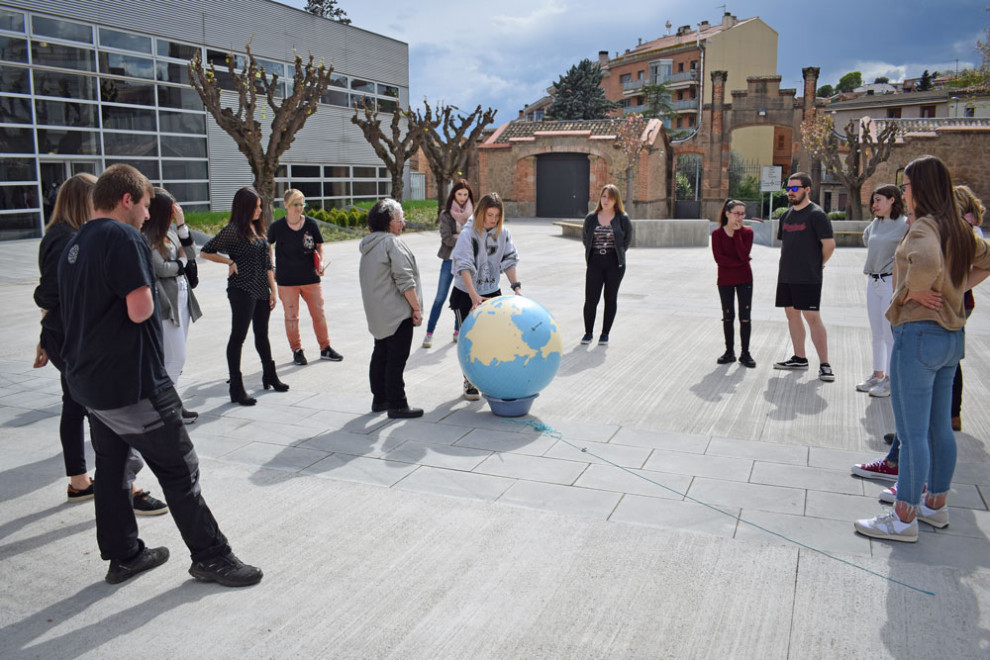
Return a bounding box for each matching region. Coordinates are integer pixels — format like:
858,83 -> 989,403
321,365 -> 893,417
45,173 -> 97,232
471,192 -> 505,238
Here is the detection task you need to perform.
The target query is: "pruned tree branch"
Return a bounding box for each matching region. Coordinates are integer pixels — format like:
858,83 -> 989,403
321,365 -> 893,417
351,104 -> 422,201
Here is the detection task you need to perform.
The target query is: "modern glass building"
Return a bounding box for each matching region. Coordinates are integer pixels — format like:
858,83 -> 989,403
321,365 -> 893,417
0,0 -> 409,239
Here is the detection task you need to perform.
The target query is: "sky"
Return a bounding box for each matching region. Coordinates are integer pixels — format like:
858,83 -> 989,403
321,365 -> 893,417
280,0 -> 988,127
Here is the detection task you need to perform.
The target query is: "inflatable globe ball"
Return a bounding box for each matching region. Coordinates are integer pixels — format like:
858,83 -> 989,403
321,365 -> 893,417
456,296 -> 563,416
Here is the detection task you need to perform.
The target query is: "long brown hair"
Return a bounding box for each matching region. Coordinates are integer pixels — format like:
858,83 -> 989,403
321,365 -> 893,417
594,184 -> 626,215
904,155 -> 974,287
45,173 -> 97,232
143,187 -> 177,257
445,179 -> 475,213
718,199 -> 745,227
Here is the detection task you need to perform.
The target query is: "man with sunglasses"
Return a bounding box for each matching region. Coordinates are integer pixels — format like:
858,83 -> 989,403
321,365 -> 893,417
773,172 -> 836,381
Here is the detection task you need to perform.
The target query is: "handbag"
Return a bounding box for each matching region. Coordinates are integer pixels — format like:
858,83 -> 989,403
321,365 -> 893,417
185,258 -> 199,289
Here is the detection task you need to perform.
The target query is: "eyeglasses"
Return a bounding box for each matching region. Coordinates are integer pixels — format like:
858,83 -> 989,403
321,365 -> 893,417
899,183 -> 911,193
728,211 -> 746,217
785,186 -> 804,193
290,203 -> 305,207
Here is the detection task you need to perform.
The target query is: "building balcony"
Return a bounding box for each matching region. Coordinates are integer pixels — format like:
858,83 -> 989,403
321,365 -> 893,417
622,79 -> 645,93
621,105 -> 645,115
672,99 -> 698,112
873,117 -> 990,136
666,70 -> 699,87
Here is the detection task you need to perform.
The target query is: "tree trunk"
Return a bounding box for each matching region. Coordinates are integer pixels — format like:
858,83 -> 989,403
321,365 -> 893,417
390,168 -> 405,202
434,175 -> 448,213
624,166 -> 634,209
845,182 -> 863,220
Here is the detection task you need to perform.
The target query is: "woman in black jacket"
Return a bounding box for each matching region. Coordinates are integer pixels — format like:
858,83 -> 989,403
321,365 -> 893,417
581,184 -> 632,346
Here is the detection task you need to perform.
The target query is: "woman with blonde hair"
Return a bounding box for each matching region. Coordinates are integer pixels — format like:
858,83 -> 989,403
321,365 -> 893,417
449,192 -> 521,400
581,184 -> 632,346
855,156 -> 990,542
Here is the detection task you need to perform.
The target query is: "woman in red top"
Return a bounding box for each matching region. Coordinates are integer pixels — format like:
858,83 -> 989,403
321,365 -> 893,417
711,199 -> 756,367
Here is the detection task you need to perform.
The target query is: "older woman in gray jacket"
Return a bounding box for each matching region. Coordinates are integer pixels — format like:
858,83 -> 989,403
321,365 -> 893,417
143,187 -> 202,423
359,199 -> 423,419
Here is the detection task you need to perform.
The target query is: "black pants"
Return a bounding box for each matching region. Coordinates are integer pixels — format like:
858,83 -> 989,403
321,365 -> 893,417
717,282 -> 753,353
227,287 -> 273,375
89,387 -> 229,562
369,317 -> 413,409
42,327 -> 88,476
583,251 -> 625,335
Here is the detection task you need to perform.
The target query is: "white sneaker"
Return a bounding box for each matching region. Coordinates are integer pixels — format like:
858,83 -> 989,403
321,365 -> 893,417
463,380 -> 480,401
856,375 -> 883,392
422,333 -> 433,348
868,376 -> 890,398
918,501 -> 949,528
854,509 -> 918,542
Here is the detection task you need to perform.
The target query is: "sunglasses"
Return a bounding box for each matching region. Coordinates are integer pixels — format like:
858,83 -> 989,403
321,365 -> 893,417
784,186 -> 804,193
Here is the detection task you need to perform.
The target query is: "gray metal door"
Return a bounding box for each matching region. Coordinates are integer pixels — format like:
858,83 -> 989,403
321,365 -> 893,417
536,153 -> 589,218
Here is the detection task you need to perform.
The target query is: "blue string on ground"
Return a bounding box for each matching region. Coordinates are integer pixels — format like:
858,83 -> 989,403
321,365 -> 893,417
503,418 -> 935,597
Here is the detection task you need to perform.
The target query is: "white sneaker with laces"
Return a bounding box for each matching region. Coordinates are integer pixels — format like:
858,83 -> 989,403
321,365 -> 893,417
868,376 -> 890,398
854,509 -> 918,542
918,501 -> 949,528
856,375 -> 883,392
422,333 -> 433,348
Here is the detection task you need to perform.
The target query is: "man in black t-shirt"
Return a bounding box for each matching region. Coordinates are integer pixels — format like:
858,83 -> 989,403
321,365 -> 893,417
773,172 -> 837,382
59,164 -> 262,587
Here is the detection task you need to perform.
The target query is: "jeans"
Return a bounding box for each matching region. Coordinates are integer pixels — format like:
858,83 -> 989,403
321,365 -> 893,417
583,251 -> 625,335
277,282 -> 330,351
227,287 -> 273,375
717,282 -> 753,353
890,321 -> 965,506
88,386 -> 230,562
369,317 -> 413,409
426,260 -> 459,335
865,275 -> 894,373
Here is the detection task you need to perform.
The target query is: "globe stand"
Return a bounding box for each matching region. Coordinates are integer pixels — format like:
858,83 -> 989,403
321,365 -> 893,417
484,393 -> 539,417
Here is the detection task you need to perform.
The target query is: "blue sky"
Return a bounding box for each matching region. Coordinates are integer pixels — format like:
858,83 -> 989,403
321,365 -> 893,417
280,0 -> 987,126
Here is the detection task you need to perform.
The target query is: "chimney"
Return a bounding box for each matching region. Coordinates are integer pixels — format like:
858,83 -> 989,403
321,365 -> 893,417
677,24 -> 690,36
722,12 -> 736,29
518,110 -> 524,119
598,50 -> 609,67
699,20 -> 709,30
637,37 -> 642,46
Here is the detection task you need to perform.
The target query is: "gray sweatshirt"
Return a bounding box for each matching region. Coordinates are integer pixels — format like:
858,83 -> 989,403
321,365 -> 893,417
358,231 -> 422,339
450,222 -> 519,296
862,215 -> 908,276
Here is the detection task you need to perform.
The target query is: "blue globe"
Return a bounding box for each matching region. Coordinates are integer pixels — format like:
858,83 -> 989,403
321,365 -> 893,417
457,296 -> 563,400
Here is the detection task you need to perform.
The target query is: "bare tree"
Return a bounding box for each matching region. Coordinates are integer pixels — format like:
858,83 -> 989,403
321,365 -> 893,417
611,115 -> 652,208
801,115 -> 898,220
351,105 -> 422,201
188,44 -> 333,226
412,101 -> 497,210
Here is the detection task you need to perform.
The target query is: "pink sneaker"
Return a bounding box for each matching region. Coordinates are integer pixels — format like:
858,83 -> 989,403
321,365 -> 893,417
851,458 -> 898,482
878,483 -> 926,504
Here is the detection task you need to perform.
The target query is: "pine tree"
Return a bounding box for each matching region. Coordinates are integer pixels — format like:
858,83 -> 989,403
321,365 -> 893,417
305,0 -> 351,24
918,69 -> 934,91
546,59 -> 618,120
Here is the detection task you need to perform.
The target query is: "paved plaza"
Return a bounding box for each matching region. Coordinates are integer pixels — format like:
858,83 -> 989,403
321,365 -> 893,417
1,218 -> 989,658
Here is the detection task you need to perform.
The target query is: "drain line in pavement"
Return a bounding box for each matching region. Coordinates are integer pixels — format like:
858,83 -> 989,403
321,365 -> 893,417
503,419 -> 936,597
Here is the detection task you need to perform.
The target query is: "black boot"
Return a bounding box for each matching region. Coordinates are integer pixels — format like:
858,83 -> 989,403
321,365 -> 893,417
228,373 -> 256,406
262,360 -> 289,392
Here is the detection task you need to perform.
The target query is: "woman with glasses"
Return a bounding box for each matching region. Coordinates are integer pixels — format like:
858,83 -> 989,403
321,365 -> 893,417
423,179 -> 474,348
201,186 -> 288,405
856,184 -> 908,399
581,184 -> 632,346
267,189 -> 342,366
711,199 -> 755,367
855,155 -> 990,543
450,192 -> 520,400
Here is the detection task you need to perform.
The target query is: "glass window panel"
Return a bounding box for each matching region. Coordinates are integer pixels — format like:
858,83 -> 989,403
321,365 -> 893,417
378,181 -> 392,195
32,42 -> 94,71
289,181 -> 321,198
0,95 -> 32,123
0,158 -> 36,180
103,131 -> 156,157
353,181 -> 377,196
160,135 -> 206,159
179,202 -> 209,212
350,94 -> 374,111
163,181 -> 208,202
0,211 -> 42,239
100,78 -> 155,106
350,78 -> 374,93
291,164 -> 320,177
377,98 -> 397,114
102,105 -> 156,131
155,61 -> 187,84
99,28 -> 151,54
0,64 -> 29,93
158,85 -> 202,110
206,50 -> 245,91
105,158 -> 158,179
324,181 -> 349,197
31,16 -> 93,44
35,99 -> 98,127
34,70 -> 97,101
377,84 -> 398,98
319,88 -> 348,107
0,184 -> 37,208
156,39 -> 199,60
378,168 -> 388,177
0,9 -> 25,32
0,127 -> 33,152
256,58 -> 284,78
353,166 -> 376,178
37,129 -> 100,155
99,52 -> 154,80
328,73 -> 347,88
324,166 -> 348,178
161,160 -> 207,180
0,37 -> 27,63
158,110 -> 205,134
